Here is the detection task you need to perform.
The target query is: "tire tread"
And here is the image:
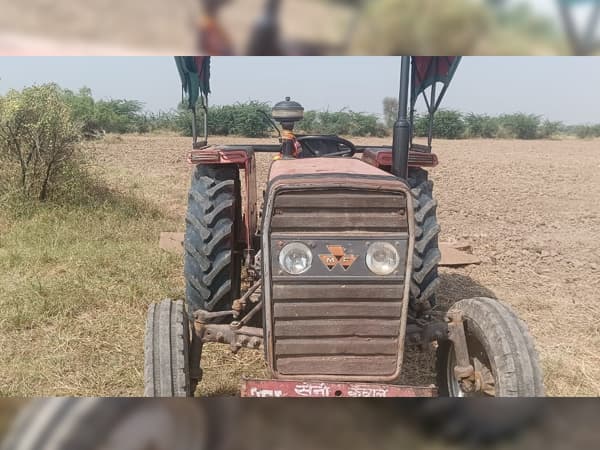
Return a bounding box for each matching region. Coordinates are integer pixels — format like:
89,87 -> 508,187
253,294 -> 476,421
184,165 -> 241,316
408,168 -> 440,311
144,299 -> 190,397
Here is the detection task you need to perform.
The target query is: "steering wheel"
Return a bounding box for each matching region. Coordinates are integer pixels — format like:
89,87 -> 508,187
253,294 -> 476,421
296,135 -> 357,158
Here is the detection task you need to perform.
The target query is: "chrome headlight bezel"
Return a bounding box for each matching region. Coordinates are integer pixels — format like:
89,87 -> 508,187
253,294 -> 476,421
365,241 -> 401,276
278,242 -> 313,275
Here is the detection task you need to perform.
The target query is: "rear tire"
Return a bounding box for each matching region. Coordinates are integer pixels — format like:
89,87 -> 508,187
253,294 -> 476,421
436,297 -> 545,397
408,168 -> 441,312
0,398 -> 234,450
184,165 -> 242,317
144,299 -> 191,397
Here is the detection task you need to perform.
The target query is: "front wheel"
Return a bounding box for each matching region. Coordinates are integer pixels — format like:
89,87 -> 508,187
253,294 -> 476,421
437,297 -> 545,397
144,299 -> 192,397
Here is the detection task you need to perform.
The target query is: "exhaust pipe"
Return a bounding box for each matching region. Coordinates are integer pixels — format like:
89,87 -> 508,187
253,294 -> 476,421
392,56 -> 411,179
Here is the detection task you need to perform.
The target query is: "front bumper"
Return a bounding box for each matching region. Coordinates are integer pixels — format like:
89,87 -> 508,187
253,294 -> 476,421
240,379 -> 437,398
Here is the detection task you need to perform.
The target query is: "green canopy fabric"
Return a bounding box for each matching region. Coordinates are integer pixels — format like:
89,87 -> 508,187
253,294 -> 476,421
411,56 -> 461,112
175,56 -> 211,109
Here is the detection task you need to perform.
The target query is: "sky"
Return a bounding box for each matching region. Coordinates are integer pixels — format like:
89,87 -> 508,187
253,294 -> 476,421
0,56 -> 599,124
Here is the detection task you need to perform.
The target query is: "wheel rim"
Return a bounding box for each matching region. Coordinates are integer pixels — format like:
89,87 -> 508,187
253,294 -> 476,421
446,322 -> 496,397
99,402 -> 209,450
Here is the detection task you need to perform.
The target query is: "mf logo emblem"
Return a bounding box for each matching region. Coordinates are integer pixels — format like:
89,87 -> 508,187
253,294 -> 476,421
319,245 -> 358,271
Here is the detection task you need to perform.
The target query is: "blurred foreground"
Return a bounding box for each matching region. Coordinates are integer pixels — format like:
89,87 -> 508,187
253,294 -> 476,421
0,0 -> 598,55
1,399 -> 599,449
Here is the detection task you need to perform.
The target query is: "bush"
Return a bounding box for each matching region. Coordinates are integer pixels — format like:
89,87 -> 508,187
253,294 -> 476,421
538,119 -> 563,139
174,103 -> 388,138
412,111 -> 568,140
464,113 -> 499,138
414,109 -> 466,139
298,110 -> 388,137
0,84 -> 81,201
572,124 -> 600,139
62,87 -> 98,136
498,113 -> 541,139
209,101 -> 270,137
433,110 -> 466,139
94,99 -> 146,134
176,101 -> 273,138
62,87 -> 148,136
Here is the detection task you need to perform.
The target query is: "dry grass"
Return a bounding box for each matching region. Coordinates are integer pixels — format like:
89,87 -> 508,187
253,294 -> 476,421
0,161 -> 183,396
0,134 -> 599,397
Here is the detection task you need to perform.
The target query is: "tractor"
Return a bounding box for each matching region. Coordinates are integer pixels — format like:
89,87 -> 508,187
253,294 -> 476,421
145,56 -> 544,400
0,57 -> 546,450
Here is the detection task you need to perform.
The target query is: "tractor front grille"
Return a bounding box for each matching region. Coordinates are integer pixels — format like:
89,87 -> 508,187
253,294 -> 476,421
270,189 -> 407,233
271,282 -> 404,378
266,188 -> 410,381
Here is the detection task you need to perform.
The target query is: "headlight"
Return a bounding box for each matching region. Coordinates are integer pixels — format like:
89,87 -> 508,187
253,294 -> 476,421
366,242 -> 400,276
279,242 -> 313,275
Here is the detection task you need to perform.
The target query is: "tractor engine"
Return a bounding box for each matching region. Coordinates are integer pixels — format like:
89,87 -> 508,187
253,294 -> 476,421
261,158 -> 415,382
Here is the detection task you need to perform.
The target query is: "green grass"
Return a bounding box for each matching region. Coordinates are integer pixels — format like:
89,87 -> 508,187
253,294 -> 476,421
1,186 -> 176,330
0,170 -> 183,396
0,148 -> 267,397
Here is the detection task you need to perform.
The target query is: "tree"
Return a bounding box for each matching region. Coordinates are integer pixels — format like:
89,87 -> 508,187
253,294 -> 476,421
383,97 -> 398,128
0,84 -> 81,200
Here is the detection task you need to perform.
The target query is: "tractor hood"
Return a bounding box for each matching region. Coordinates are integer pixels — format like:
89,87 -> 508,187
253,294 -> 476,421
269,157 -> 396,183
261,156 -> 415,382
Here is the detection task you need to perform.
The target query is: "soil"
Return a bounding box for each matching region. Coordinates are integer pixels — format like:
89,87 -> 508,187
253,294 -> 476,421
93,134 -> 600,397
1,133 -> 598,398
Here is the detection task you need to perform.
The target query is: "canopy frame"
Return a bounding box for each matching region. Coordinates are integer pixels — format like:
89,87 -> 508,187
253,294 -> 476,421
410,56 -> 462,149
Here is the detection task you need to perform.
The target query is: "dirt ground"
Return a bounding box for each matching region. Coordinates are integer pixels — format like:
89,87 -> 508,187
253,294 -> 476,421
1,134 -> 599,397
147,134 -> 600,397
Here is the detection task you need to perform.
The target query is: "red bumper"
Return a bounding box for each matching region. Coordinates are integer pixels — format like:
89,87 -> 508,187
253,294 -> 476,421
240,379 -> 437,398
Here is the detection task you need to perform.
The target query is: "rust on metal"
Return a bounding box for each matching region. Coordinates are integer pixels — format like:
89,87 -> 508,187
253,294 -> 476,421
194,320 -> 263,354
193,307 -> 264,355
446,311 -> 477,393
232,281 -> 261,317
240,379 -> 437,398
188,146 -> 258,258
361,148 -> 439,171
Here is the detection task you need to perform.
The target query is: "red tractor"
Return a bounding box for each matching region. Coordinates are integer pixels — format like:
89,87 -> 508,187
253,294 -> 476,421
145,56 -> 544,399
0,58 -> 546,450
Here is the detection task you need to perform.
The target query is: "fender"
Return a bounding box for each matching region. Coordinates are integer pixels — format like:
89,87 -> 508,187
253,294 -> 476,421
189,146 -> 258,257
362,148 -> 439,172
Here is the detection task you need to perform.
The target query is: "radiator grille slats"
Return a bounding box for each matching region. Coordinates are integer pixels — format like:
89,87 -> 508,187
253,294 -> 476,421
272,189 -> 408,233
271,282 -> 404,377
276,356 -> 398,377
273,302 -> 402,319
269,189 -> 407,379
